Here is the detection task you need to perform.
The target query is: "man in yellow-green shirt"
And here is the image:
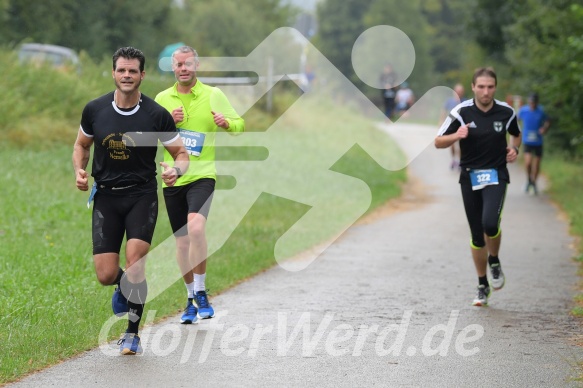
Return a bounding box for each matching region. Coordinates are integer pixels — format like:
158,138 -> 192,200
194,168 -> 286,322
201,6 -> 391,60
155,45 -> 244,323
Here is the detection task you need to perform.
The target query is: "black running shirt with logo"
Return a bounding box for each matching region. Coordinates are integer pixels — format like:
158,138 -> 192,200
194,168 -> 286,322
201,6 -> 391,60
80,92 -> 179,195
437,99 -> 521,183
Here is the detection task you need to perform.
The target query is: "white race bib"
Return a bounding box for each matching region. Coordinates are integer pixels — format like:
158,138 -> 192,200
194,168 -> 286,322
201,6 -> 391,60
469,169 -> 499,191
179,130 -> 205,157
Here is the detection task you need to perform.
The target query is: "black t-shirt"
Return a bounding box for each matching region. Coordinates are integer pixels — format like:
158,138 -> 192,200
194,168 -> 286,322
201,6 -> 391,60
438,99 -> 521,183
80,92 -> 179,194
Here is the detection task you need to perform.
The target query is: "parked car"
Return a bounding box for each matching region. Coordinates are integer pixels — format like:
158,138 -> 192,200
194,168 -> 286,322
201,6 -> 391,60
18,43 -> 80,72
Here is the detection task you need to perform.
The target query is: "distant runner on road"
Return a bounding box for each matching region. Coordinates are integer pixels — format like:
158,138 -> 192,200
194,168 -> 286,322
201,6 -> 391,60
518,92 -> 550,195
440,83 -> 467,170
434,67 -> 522,306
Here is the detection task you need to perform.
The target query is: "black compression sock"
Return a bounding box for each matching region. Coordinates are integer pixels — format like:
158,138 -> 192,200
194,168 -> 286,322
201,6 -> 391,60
123,279 -> 148,334
127,301 -> 144,334
488,255 -> 500,266
478,275 -> 489,288
114,267 -> 124,286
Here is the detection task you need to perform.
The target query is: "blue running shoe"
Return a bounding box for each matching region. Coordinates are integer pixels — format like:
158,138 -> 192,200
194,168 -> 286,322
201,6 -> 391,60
112,286 -> 129,316
181,299 -> 198,324
194,290 -> 214,319
118,333 -> 143,355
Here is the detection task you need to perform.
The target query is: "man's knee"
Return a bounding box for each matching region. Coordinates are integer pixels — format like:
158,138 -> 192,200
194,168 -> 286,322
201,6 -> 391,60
471,233 -> 485,249
484,225 -> 501,239
471,241 -> 485,250
96,271 -> 117,286
187,216 -> 206,238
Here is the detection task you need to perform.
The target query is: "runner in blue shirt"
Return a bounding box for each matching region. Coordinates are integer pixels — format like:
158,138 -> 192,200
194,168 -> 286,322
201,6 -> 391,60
518,93 -> 550,194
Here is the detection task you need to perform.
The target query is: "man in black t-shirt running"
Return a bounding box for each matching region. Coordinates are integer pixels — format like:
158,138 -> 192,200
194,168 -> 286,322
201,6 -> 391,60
72,47 -> 189,355
435,67 -> 522,307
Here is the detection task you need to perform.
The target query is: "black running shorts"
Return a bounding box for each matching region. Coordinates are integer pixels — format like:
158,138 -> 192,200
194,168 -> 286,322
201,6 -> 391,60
523,144 -> 543,157
92,191 -> 158,254
163,178 -> 215,236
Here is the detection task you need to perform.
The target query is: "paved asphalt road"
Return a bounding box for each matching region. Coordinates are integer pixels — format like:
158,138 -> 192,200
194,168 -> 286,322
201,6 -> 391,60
7,123 -> 583,387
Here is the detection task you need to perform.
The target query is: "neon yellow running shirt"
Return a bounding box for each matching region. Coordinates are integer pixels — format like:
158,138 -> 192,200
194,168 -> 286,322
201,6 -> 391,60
155,80 -> 244,186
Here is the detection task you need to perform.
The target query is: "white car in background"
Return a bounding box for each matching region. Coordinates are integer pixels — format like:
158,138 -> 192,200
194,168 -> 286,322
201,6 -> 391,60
18,43 -> 80,73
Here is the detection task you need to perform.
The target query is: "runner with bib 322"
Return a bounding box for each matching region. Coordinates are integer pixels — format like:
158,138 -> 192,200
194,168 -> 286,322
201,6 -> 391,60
435,67 -> 522,307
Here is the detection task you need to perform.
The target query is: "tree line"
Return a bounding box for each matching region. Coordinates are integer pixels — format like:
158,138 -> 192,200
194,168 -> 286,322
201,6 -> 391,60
1,0 -> 581,156
0,0 -> 294,61
316,0 -> 583,157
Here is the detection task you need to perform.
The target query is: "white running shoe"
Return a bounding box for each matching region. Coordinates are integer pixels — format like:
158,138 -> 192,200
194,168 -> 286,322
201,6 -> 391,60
472,285 -> 491,306
490,263 -> 505,290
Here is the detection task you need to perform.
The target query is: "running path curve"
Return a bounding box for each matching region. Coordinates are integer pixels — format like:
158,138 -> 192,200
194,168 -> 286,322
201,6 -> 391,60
8,123 -> 582,387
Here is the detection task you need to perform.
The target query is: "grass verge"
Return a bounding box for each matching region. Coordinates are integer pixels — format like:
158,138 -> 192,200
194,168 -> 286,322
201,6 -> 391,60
545,156 -> 583,313
543,155 -> 583,381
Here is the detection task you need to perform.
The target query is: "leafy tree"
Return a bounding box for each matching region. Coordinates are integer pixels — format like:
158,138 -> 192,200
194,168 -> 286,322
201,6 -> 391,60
470,0 -> 521,62
505,0 -> 583,156
420,0 -> 472,76
315,0 -> 456,103
167,0 -> 295,57
2,0 -> 174,60
66,0 -> 174,60
362,0 -> 435,93
315,0 -> 372,85
0,0 -> 10,44
2,0 -> 78,46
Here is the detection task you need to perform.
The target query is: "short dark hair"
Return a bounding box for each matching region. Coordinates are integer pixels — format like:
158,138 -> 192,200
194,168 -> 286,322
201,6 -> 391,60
112,47 -> 145,72
472,67 -> 497,86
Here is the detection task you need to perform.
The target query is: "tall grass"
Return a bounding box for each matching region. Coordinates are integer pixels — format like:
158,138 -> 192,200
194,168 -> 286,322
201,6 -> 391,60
544,156 -> 583,319
545,156 -> 583,253
544,155 -> 583,380
0,48 -> 174,148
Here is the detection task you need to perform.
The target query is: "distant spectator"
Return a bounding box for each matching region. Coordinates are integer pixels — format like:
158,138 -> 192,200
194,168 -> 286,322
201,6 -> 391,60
395,82 -> 415,117
379,64 -> 398,120
440,83 -> 467,169
303,64 -> 316,92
